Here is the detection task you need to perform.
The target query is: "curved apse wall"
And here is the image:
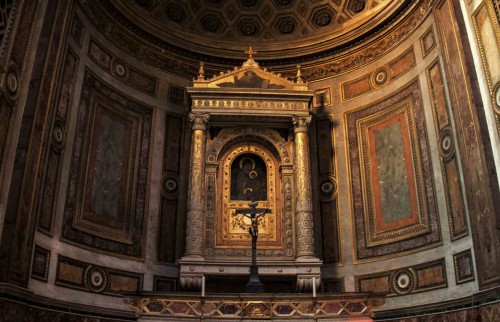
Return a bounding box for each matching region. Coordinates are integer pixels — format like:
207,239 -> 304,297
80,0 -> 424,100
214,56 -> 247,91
28,3 -> 192,311
0,0 -> 493,320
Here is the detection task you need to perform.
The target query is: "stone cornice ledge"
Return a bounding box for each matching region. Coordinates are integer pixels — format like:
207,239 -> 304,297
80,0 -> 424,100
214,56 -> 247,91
0,282 -> 137,320
374,286 -> 500,320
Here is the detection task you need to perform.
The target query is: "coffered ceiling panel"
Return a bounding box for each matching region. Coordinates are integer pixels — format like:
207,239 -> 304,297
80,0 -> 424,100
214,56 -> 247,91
108,0 -> 407,59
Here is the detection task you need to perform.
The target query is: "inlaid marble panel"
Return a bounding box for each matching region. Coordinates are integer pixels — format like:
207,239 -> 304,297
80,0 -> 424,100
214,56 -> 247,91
62,71 -> 152,258
345,80 -> 441,262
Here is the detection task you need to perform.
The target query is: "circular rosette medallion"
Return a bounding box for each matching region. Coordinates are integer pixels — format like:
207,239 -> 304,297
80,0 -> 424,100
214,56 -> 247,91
371,67 -> 391,87
161,173 -> 180,199
51,118 -> 66,154
111,58 -> 129,79
493,81 -> 500,115
85,266 -> 108,293
438,126 -> 455,162
318,175 -> 337,202
391,268 -> 416,295
5,62 -> 21,103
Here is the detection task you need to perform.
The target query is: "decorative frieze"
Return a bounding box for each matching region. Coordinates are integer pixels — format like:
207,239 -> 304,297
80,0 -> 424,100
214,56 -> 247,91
192,99 -> 308,111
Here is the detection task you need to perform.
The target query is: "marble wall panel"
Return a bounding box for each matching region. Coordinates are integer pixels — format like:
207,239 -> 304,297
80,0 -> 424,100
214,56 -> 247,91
453,249 -> 475,285
358,275 -> 391,293
321,277 -> 344,293
37,48 -> 79,235
0,0 -> 19,173
168,85 -> 186,105
158,114 -> 187,263
435,0 -> 500,289
343,74 -> 372,101
154,276 -> 177,292
70,13 -> 84,47
472,1 -> 500,137
88,39 -> 158,96
414,259 -> 447,292
62,71 -> 152,258
56,255 -> 142,295
356,259 -> 447,296
0,0 -> 18,67
388,301 -> 500,322
420,26 -> 436,58
345,80 -> 441,262
0,301 -> 127,322
425,59 -> 467,241
0,0 -> 72,286
311,118 -> 340,264
31,245 -> 50,282
341,47 -> 416,101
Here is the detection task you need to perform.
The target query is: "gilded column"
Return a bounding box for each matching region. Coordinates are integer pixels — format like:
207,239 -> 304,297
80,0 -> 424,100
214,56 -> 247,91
293,115 -> 315,257
184,113 -> 210,257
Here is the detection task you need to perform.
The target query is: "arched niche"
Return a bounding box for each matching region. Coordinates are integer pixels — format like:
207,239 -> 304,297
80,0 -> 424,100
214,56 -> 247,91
204,128 -> 294,258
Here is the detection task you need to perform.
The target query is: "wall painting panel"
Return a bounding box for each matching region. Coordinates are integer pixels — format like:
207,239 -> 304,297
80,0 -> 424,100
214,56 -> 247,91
345,80 -> 441,262
62,71 -> 152,258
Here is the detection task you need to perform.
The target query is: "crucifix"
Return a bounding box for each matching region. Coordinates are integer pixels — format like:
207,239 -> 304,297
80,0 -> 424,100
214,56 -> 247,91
238,199 -> 270,293
245,47 -> 257,59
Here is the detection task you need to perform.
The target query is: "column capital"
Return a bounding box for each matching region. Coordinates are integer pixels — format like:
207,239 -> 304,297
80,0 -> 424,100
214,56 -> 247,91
189,113 -> 210,130
292,115 -> 312,133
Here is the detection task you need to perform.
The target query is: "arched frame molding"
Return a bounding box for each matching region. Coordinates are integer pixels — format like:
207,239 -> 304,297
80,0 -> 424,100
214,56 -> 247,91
205,127 -> 294,258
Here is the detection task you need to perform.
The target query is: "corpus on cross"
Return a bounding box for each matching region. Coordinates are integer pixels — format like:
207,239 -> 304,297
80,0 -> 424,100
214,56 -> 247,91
239,199 -> 270,293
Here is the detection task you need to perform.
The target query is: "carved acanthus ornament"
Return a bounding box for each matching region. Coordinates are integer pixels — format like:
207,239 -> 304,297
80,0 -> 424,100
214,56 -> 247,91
189,113 -> 210,130
292,115 -> 312,133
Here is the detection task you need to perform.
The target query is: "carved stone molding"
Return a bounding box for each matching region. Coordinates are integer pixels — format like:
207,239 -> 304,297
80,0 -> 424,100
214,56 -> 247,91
292,115 -> 312,133
179,275 -> 203,291
188,113 -> 210,131
207,127 -> 292,165
296,275 -> 321,293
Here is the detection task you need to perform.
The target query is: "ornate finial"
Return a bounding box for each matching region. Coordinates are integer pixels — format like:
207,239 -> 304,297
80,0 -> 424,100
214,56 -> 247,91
245,47 -> 257,59
242,47 -> 259,68
197,62 -> 205,80
296,64 -> 303,84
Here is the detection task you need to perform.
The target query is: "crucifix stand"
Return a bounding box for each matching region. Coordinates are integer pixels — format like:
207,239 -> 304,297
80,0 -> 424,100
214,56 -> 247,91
239,200 -> 270,293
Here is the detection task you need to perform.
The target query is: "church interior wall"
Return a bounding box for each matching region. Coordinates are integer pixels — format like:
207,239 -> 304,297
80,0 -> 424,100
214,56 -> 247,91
307,5 -> 479,310
26,3 -> 194,308
0,0 -> 498,320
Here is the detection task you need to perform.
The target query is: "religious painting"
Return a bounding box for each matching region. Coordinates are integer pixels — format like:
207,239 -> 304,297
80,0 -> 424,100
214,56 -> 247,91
63,72 -> 152,258
230,153 -> 267,201
359,101 -> 428,246
214,143 -> 283,249
345,80 -> 440,262
205,127 -> 294,258
215,70 -> 286,89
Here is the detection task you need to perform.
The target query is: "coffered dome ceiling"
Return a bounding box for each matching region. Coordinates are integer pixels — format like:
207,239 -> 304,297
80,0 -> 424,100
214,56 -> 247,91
108,0 -> 412,60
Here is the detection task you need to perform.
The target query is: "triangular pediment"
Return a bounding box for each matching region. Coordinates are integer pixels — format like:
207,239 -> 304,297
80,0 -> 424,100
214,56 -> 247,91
192,49 -> 308,91
211,66 -> 293,90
